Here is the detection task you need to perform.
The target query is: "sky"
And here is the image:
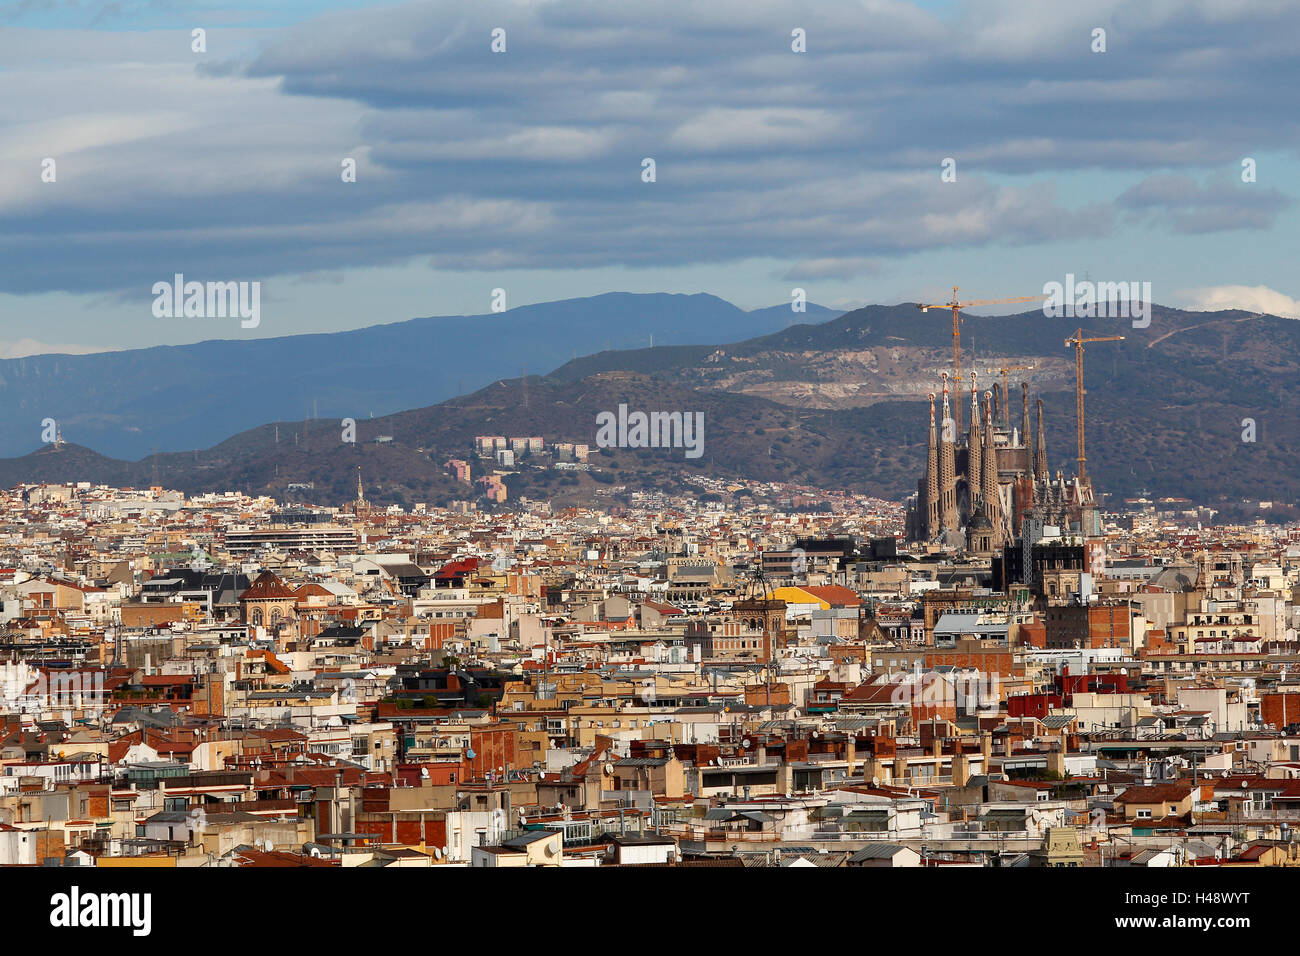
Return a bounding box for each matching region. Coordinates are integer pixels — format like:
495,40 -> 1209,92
2,0 -> 1299,357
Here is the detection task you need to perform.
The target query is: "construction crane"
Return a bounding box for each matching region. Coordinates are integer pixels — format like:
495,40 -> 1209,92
986,362 -> 1036,427
917,288 -> 1047,433
1064,328 -> 1125,484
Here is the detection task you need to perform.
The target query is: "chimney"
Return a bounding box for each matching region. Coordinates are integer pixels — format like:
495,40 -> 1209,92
1047,743 -> 1066,779
980,731 -> 992,766
952,750 -> 971,788
846,735 -> 857,777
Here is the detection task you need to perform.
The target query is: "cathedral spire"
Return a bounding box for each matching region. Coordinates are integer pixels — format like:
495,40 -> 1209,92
967,372 -> 982,510
926,393 -> 940,538
1034,398 -> 1048,481
354,466 -> 370,515
981,392 -> 1002,548
1021,382 -> 1031,454
939,373 -> 958,533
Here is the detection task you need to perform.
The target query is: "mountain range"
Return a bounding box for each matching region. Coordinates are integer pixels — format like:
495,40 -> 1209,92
0,293 -> 837,461
0,296 -> 1295,517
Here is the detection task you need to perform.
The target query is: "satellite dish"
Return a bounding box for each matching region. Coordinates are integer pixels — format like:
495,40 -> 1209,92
604,763 -> 615,775
871,776 -> 881,788
742,738 -> 752,749
420,767 -> 430,779
432,847 -> 442,859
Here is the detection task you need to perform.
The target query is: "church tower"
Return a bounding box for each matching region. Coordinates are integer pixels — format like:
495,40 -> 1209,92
981,392 -> 1003,548
1034,398 -> 1048,481
965,374 -> 982,525
939,373 -> 958,532
925,393 -> 940,539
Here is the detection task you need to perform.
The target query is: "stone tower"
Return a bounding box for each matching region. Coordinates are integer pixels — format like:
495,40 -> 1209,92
1034,398 -> 1048,481
981,393 -> 1003,548
925,393 -> 940,539
966,375 -> 982,518
1021,382 -> 1032,463
939,374 -> 958,532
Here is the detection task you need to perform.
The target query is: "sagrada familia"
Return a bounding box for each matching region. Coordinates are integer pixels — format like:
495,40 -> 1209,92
903,372 -> 1099,553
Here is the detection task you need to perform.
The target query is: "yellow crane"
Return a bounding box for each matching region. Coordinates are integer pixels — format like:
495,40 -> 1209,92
917,288 -> 1047,433
1064,328 -> 1125,483
986,362 -> 1036,426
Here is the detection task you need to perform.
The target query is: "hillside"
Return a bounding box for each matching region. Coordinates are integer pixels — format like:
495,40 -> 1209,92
0,293 -> 838,461
0,302 -> 1294,510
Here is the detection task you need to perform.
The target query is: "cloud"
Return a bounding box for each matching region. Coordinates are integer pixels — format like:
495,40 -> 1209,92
1118,173 -> 1293,233
1179,284 -> 1300,318
669,108 -> 843,152
781,257 -> 880,281
2,0 -> 1300,299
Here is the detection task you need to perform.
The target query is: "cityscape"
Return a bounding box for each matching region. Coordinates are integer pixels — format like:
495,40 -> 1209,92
3,418 -> 1299,876
3,0 -> 1296,936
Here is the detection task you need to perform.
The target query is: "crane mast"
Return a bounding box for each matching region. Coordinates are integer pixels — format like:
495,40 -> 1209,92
1064,328 -> 1124,483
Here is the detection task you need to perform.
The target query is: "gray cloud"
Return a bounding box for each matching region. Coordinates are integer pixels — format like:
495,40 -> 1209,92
1118,172 -> 1293,233
0,0 -> 1298,295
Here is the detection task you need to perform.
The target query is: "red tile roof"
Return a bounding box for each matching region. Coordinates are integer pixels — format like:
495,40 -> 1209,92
240,571 -> 295,601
